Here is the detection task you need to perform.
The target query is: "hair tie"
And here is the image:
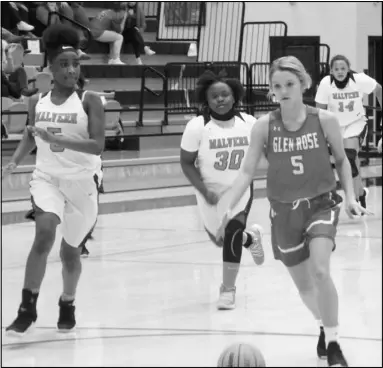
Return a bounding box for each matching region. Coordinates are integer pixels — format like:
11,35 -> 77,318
49,45 -> 78,60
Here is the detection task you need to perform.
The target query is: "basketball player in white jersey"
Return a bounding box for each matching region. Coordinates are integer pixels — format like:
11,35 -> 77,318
180,70 -> 264,310
315,54 -> 382,210
2,24 -> 105,336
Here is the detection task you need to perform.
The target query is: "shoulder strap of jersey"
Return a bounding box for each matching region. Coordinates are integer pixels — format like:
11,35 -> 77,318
235,110 -> 246,122
76,89 -> 89,114
38,91 -> 49,101
76,89 -> 85,102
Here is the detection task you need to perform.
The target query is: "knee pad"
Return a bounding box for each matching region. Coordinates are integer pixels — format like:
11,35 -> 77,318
345,148 -> 359,178
223,219 -> 245,263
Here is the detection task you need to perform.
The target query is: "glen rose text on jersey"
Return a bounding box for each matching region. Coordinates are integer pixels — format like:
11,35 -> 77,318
35,111 -> 78,124
273,132 -> 320,153
209,136 -> 250,150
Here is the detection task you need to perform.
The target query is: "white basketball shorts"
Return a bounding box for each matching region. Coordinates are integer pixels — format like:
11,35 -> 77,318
195,187 -> 252,237
341,118 -> 367,140
29,169 -> 100,247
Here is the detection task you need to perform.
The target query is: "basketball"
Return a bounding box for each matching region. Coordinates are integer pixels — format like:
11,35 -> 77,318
217,343 -> 266,367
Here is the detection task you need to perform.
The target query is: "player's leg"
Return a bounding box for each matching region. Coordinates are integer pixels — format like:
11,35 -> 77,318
80,171 -> 104,257
6,172 -> 64,336
58,177 -> 99,331
343,120 -> 368,204
306,192 -> 348,367
196,191 -> 242,309
269,200 -> 326,359
219,186 -> 265,266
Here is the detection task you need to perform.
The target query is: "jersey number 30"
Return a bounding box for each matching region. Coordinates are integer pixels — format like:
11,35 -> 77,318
47,127 -> 65,152
291,155 -> 304,175
214,149 -> 245,171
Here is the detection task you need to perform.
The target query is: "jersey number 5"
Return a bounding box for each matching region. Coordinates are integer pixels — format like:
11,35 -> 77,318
47,127 -> 65,152
214,149 -> 245,171
291,155 -> 304,175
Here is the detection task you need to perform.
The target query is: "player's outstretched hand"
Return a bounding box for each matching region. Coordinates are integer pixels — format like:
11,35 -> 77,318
1,162 -> 17,179
345,198 -> 373,218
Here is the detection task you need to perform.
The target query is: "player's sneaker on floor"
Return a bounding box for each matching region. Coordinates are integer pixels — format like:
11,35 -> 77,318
327,341 -> 348,367
80,244 -> 90,258
358,187 -> 369,213
25,209 -> 36,221
5,289 -> 38,337
317,326 -> 327,359
57,298 -> 76,332
247,224 -> 264,265
217,284 -> 236,310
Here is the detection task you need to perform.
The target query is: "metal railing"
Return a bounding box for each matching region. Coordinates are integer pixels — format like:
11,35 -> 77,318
197,2 -> 245,62
138,66 -> 166,126
142,2 -> 160,19
163,61 -> 250,123
240,21 -> 288,65
157,2 -> 204,41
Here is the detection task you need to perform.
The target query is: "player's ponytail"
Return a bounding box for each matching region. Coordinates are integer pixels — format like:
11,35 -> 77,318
42,24 -> 80,62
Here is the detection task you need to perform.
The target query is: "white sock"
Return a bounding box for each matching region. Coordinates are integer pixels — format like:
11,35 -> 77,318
316,319 -> 323,328
61,294 -> 75,302
242,232 -> 248,246
324,326 -> 339,346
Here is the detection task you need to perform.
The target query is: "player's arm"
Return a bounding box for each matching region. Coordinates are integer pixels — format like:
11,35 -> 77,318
224,114 -> 269,212
180,149 -> 209,197
372,82 -> 382,108
6,95 -> 38,168
315,76 -> 329,110
180,118 -> 209,198
318,109 -> 354,202
52,91 -> 105,155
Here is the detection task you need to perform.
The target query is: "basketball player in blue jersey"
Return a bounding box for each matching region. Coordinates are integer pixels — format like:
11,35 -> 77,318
217,56 -> 371,367
180,70 -> 264,310
2,24 -> 105,336
315,54 -> 382,210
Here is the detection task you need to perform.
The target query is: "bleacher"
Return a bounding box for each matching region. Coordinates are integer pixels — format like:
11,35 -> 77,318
2,2 -> 381,156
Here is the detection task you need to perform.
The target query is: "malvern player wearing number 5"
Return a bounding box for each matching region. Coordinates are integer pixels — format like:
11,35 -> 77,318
180,70 -> 264,311
315,54 -> 382,210
2,24 -> 105,336
217,56 -> 371,367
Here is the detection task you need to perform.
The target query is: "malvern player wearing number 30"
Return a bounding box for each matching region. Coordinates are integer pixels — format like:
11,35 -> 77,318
2,24 -> 105,336
180,70 -> 264,311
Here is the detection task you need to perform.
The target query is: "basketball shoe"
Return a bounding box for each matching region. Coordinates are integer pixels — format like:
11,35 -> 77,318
217,284 -> 236,310
358,187 -> 369,213
246,224 -> 265,265
6,289 -> 38,336
327,341 -> 348,367
317,326 -> 327,359
57,298 -> 76,331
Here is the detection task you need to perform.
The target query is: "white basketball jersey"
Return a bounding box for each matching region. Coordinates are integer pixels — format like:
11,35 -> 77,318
34,91 -> 101,179
315,73 -> 377,127
181,113 -> 256,195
